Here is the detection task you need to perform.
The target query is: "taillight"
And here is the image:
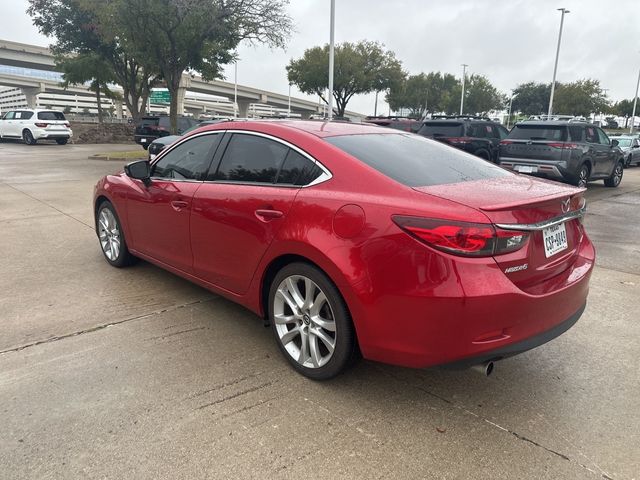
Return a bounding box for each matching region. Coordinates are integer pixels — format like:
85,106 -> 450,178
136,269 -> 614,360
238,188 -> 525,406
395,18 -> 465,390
34,122 -> 47,128
499,140 -> 514,145
64,122 -> 70,128
447,137 -> 471,145
392,216 -> 529,257
547,142 -> 578,149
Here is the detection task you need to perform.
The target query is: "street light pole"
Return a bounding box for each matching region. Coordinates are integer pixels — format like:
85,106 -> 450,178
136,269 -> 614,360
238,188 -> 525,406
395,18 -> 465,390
287,83 -> 291,117
548,8 -> 569,118
460,63 -> 468,115
507,93 -> 518,129
327,0 -> 335,121
630,66 -> 640,134
234,60 -> 238,119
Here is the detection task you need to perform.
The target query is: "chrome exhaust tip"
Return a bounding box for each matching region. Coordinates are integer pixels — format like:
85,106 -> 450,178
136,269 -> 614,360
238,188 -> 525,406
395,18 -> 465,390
471,361 -> 494,377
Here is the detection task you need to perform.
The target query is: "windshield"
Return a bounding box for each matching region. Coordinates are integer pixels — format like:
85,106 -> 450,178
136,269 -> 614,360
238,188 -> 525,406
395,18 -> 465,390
507,125 -> 568,141
325,133 -> 511,187
418,122 -> 464,137
37,111 -> 65,120
613,138 -> 631,147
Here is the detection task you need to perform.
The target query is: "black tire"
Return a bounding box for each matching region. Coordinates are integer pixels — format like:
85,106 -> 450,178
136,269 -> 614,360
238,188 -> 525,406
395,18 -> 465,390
475,149 -> 490,161
22,129 -> 36,145
625,155 -> 632,167
268,262 -> 358,380
141,143 -> 149,150
56,138 -> 68,145
574,163 -> 590,188
96,201 -> 136,267
604,161 -> 624,188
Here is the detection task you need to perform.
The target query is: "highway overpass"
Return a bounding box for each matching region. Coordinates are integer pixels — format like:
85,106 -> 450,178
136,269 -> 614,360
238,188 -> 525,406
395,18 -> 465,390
0,39 -> 363,119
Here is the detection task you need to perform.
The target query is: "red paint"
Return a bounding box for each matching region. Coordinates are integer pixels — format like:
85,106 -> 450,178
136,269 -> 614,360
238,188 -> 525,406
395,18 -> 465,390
94,120 -> 595,369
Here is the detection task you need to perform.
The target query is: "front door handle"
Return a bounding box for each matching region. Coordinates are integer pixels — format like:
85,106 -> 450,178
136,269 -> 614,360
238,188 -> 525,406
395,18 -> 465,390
171,200 -> 189,211
255,209 -> 284,221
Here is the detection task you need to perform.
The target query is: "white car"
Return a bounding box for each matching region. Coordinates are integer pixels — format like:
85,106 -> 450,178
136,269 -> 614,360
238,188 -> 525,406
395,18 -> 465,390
0,109 -> 73,145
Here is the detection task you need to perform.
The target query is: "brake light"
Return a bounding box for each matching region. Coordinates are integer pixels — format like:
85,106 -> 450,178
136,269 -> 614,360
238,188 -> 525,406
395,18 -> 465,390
547,143 -> 578,149
447,137 -> 471,145
64,122 -> 70,128
392,216 -> 529,257
34,122 -> 48,128
499,140 -> 514,145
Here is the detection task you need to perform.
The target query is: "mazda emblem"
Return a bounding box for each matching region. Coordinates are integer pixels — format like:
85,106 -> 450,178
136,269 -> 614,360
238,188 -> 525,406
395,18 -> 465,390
561,199 -> 570,213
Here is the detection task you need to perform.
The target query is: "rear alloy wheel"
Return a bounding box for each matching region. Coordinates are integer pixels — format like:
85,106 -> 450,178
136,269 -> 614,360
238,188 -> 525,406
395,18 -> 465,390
22,129 -> 36,145
97,201 -> 135,267
575,164 -> 589,188
269,263 -> 357,380
604,161 -> 624,188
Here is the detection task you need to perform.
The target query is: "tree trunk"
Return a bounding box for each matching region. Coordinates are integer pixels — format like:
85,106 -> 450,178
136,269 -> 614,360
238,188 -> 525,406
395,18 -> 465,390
625,116 -> 629,128
168,74 -> 181,134
96,86 -> 103,124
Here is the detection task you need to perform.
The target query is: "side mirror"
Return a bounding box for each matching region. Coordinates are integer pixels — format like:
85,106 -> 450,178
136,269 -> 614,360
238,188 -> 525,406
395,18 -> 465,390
124,160 -> 151,185
611,139 -> 619,147
633,144 -> 639,149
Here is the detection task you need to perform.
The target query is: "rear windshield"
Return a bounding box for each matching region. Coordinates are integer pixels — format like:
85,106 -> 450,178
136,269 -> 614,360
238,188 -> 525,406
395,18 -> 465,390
325,133 -> 511,187
418,122 -> 464,137
139,117 -> 160,127
508,125 -> 568,141
37,111 -> 65,120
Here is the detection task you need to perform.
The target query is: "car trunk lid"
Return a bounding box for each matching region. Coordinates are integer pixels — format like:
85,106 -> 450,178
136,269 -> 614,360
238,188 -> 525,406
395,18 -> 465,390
413,175 -> 586,289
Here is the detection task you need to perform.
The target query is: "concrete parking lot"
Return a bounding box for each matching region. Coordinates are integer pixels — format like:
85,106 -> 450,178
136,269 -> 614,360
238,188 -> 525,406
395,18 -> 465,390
0,142 -> 638,479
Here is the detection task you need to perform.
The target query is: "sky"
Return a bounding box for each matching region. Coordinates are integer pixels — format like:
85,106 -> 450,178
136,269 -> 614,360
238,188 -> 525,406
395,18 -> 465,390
2,0 -> 639,115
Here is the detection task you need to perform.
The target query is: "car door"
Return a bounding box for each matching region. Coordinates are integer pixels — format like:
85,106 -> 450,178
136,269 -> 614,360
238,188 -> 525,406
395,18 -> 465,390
190,132 -> 323,294
595,128 -> 615,177
126,132 -> 222,272
1,111 -> 16,137
584,126 -> 605,177
632,138 -> 640,163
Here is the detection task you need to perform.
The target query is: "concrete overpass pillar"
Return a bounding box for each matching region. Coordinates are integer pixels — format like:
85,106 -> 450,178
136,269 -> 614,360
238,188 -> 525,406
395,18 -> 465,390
177,74 -> 192,116
300,111 -> 311,120
115,102 -> 123,119
237,100 -> 251,118
21,84 -> 45,108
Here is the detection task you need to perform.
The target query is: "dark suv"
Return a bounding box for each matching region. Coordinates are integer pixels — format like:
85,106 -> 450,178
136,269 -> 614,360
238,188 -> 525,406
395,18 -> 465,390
417,116 -> 509,162
134,115 -> 199,149
499,119 -> 625,187
365,116 -> 423,133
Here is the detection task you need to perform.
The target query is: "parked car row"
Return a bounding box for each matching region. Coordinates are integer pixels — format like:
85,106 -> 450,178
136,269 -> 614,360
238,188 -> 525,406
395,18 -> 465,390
0,108 -> 72,145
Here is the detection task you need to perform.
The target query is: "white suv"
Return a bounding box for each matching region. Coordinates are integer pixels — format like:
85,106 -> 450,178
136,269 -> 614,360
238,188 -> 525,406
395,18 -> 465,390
0,109 -> 73,145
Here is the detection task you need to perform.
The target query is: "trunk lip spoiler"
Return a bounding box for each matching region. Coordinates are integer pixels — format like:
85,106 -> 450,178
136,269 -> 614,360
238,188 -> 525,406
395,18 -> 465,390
495,206 -> 586,231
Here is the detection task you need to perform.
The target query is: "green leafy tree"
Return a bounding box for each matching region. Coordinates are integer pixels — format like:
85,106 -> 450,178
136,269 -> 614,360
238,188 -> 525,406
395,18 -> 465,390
28,0 -> 159,121
511,82 -> 551,116
613,99 -> 636,128
553,79 -> 609,117
287,41 -> 404,117
56,52 -> 119,123
387,72 -> 460,118
98,0 -> 292,133
462,74 -> 506,115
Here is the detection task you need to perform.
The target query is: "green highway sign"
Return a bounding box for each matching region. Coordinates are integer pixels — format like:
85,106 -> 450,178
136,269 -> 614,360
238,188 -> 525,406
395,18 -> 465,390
150,89 -> 171,104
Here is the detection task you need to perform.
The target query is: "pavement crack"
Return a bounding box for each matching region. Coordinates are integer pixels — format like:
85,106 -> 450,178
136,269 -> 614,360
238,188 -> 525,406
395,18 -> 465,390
2,182 -> 93,229
189,372 -> 263,399
0,298 -> 214,355
195,381 -> 274,411
145,326 -> 205,341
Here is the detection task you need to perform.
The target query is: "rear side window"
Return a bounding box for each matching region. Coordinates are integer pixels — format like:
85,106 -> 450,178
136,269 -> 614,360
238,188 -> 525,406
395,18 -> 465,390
140,117 -> 160,127
15,111 -> 34,119
568,126 -> 584,142
275,150 -> 321,186
507,125 -> 567,141
468,124 -> 493,138
326,133 -> 511,187
585,127 -> 598,143
418,122 -> 464,137
37,111 -> 65,120
213,134 -> 289,183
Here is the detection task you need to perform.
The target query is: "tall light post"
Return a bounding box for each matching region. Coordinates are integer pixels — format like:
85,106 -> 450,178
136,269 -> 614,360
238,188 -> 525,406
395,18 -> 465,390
327,0 -> 336,120
287,83 -> 291,117
630,65 -> 640,134
233,60 -> 238,119
548,8 -> 569,118
459,63 -> 468,115
507,93 -> 518,128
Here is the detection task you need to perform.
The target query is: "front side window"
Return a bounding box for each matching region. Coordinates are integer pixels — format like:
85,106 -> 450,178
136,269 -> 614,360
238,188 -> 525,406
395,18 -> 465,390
151,134 -> 221,180
596,128 -> 610,145
213,134 -> 289,183
326,133 -> 511,187
2,111 -> 15,120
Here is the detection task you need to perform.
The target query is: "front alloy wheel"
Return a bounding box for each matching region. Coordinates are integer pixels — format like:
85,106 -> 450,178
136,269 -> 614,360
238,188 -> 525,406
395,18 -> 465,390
269,263 -> 357,380
96,202 -> 135,267
604,161 -> 623,187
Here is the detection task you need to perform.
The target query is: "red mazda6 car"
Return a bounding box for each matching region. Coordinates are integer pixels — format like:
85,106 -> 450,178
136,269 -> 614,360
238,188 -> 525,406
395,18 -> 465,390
94,120 -> 594,379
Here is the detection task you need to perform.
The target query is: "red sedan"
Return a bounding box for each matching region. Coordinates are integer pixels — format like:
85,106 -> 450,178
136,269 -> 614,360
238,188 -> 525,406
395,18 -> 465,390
93,120 -> 594,379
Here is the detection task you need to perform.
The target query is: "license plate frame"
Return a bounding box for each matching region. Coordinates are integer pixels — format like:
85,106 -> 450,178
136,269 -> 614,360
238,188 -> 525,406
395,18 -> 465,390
542,222 -> 568,258
515,165 -> 538,173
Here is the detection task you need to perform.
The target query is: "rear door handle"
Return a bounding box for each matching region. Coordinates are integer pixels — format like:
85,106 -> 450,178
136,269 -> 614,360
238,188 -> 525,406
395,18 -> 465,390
171,200 -> 189,211
255,209 -> 284,221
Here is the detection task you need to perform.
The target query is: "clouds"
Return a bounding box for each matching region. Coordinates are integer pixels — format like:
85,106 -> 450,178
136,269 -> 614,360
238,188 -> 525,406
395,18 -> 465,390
4,0 -> 639,115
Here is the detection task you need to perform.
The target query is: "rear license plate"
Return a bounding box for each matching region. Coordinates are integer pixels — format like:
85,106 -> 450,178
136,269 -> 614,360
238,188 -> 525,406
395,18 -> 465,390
515,165 -> 538,173
140,138 -> 147,143
543,222 -> 568,258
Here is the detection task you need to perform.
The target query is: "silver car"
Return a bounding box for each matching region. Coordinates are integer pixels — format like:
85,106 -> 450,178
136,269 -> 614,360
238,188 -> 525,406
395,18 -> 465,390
610,135 -> 640,167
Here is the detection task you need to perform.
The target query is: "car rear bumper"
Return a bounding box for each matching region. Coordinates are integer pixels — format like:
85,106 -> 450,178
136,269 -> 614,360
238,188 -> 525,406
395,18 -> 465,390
351,233 -> 595,369
134,135 -> 159,145
33,129 -> 72,140
499,158 -> 570,181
